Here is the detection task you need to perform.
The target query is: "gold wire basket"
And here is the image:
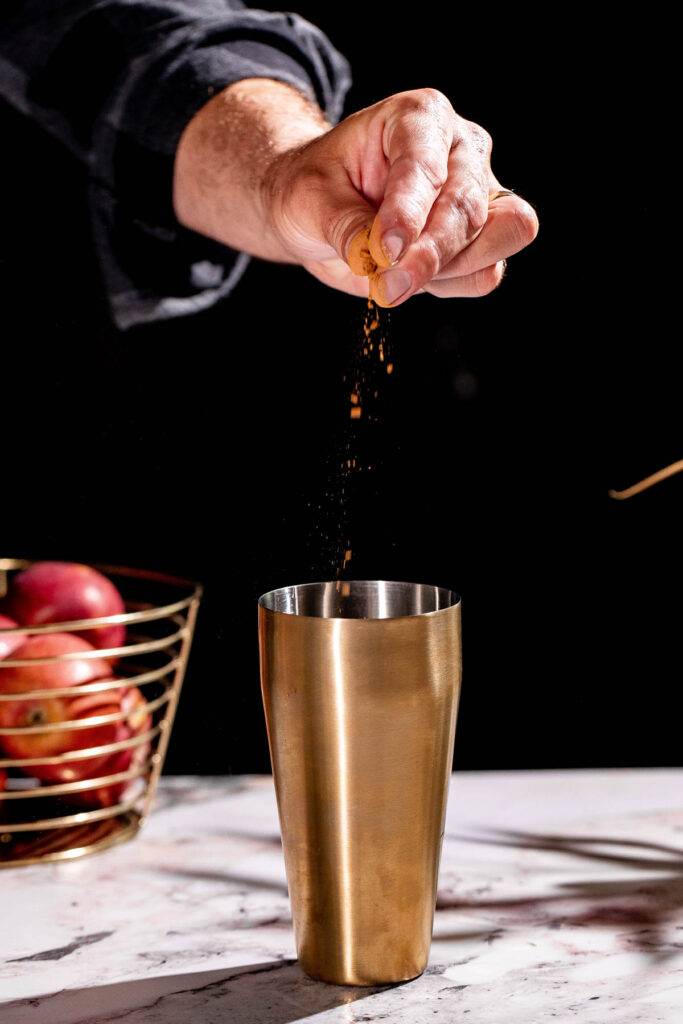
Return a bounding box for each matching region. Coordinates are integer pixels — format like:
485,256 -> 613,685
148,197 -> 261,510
0,558 -> 202,867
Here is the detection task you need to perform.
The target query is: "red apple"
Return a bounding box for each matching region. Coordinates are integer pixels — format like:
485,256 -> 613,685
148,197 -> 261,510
3,562 -> 126,651
0,634 -> 112,768
34,686 -> 127,784
0,614 -> 26,660
64,685 -> 153,808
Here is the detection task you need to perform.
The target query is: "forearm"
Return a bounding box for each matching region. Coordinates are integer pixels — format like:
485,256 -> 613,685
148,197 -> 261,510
172,78 -> 332,263
1,2 -> 350,329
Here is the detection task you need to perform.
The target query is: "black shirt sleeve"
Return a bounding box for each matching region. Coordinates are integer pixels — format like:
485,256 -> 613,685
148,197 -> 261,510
0,1 -> 351,329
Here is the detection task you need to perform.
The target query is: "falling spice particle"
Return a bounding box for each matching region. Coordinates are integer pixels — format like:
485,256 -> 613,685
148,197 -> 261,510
386,363 -> 393,374
311,297 -> 394,581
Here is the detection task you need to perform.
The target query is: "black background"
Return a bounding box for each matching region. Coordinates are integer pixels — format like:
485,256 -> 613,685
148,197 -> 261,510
2,7 -> 681,773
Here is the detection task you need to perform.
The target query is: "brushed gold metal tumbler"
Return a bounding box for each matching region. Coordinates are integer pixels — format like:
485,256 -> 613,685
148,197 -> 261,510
258,580 -> 462,986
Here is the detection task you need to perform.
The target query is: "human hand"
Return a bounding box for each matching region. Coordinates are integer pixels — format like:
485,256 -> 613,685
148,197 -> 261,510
174,81 -> 537,306
267,87 -> 538,307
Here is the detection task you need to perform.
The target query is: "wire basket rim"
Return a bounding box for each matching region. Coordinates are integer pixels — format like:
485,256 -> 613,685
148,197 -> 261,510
0,558 -> 203,634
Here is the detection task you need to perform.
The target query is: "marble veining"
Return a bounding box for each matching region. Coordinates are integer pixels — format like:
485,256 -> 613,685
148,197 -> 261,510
1,769 -> 682,1023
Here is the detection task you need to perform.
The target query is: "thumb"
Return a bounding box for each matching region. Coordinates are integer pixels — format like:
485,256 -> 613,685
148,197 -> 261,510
313,177 -> 377,269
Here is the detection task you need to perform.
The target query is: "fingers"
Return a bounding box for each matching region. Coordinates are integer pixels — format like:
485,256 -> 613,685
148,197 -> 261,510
356,90 -> 499,305
372,187 -> 538,304
424,261 -> 507,299
281,167 -> 378,268
437,194 -> 539,278
272,86 -> 538,304
423,195 -> 539,297
320,193 -> 380,274
367,89 -> 456,268
370,143 -> 491,305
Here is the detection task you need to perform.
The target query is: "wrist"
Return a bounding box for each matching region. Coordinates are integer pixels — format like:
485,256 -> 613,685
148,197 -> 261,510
173,78 -> 331,262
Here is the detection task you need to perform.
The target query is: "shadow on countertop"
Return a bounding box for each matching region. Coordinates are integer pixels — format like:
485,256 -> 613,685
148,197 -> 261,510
436,829 -> 683,963
0,959 -> 391,1024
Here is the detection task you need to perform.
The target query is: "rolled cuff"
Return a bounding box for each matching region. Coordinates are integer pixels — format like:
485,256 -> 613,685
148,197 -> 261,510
90,12 -> 351,330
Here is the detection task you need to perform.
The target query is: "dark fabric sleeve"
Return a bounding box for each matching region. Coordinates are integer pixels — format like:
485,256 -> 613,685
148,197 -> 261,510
0,1 -> 351,329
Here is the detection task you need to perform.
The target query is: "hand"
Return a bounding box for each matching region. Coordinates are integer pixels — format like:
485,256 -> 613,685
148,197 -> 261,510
174,81 -> 538,306
268,87 -> 538,306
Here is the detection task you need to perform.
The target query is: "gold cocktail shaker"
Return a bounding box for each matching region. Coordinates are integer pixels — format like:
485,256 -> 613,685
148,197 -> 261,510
258,580 -> 462,986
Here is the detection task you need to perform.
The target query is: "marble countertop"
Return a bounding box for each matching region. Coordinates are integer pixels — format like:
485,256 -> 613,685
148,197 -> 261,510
1,769 -> 682,1023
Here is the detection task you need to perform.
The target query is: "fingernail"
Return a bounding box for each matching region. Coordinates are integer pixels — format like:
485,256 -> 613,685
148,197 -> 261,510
375,268 -> 412,306
381,230 -> 407,265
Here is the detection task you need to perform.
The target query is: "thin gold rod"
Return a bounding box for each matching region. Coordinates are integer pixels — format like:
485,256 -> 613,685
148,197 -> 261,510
0,691 -> 170,735
0,814 -> 140,868
0,627 -> 188,667
0,660 -> 179,703
608,458 -> 683,500
0,599 -> 196,632
139,597 -> 200,824
1,796 -> 142,831
0,723 -> 162,769
0,613 -> 187,644
0,759 -> 151,800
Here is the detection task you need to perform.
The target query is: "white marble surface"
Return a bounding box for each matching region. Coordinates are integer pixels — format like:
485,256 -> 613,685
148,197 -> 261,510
1,769 -> 682,1023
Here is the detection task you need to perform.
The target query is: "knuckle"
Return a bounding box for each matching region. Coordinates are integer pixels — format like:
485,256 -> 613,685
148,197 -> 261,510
415,154 -> 448,191
417,87 -> 452,115
401,87 -> 448,108
399,86 -> 451,113
453,187 -> 488,237
413,237 -> 441,284
459,118 -> 492,156
384,190 -> 427,239
391,151 -> 447,194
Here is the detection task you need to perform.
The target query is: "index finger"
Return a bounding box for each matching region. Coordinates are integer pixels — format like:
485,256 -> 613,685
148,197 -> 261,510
367,89 -> 457,268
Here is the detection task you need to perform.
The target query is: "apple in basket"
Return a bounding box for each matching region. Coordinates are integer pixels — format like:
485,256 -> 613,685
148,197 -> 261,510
2,561 -> 127,651
0,613 -> 25,660
65,684 -> 153,809
0,633 -> 114,781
